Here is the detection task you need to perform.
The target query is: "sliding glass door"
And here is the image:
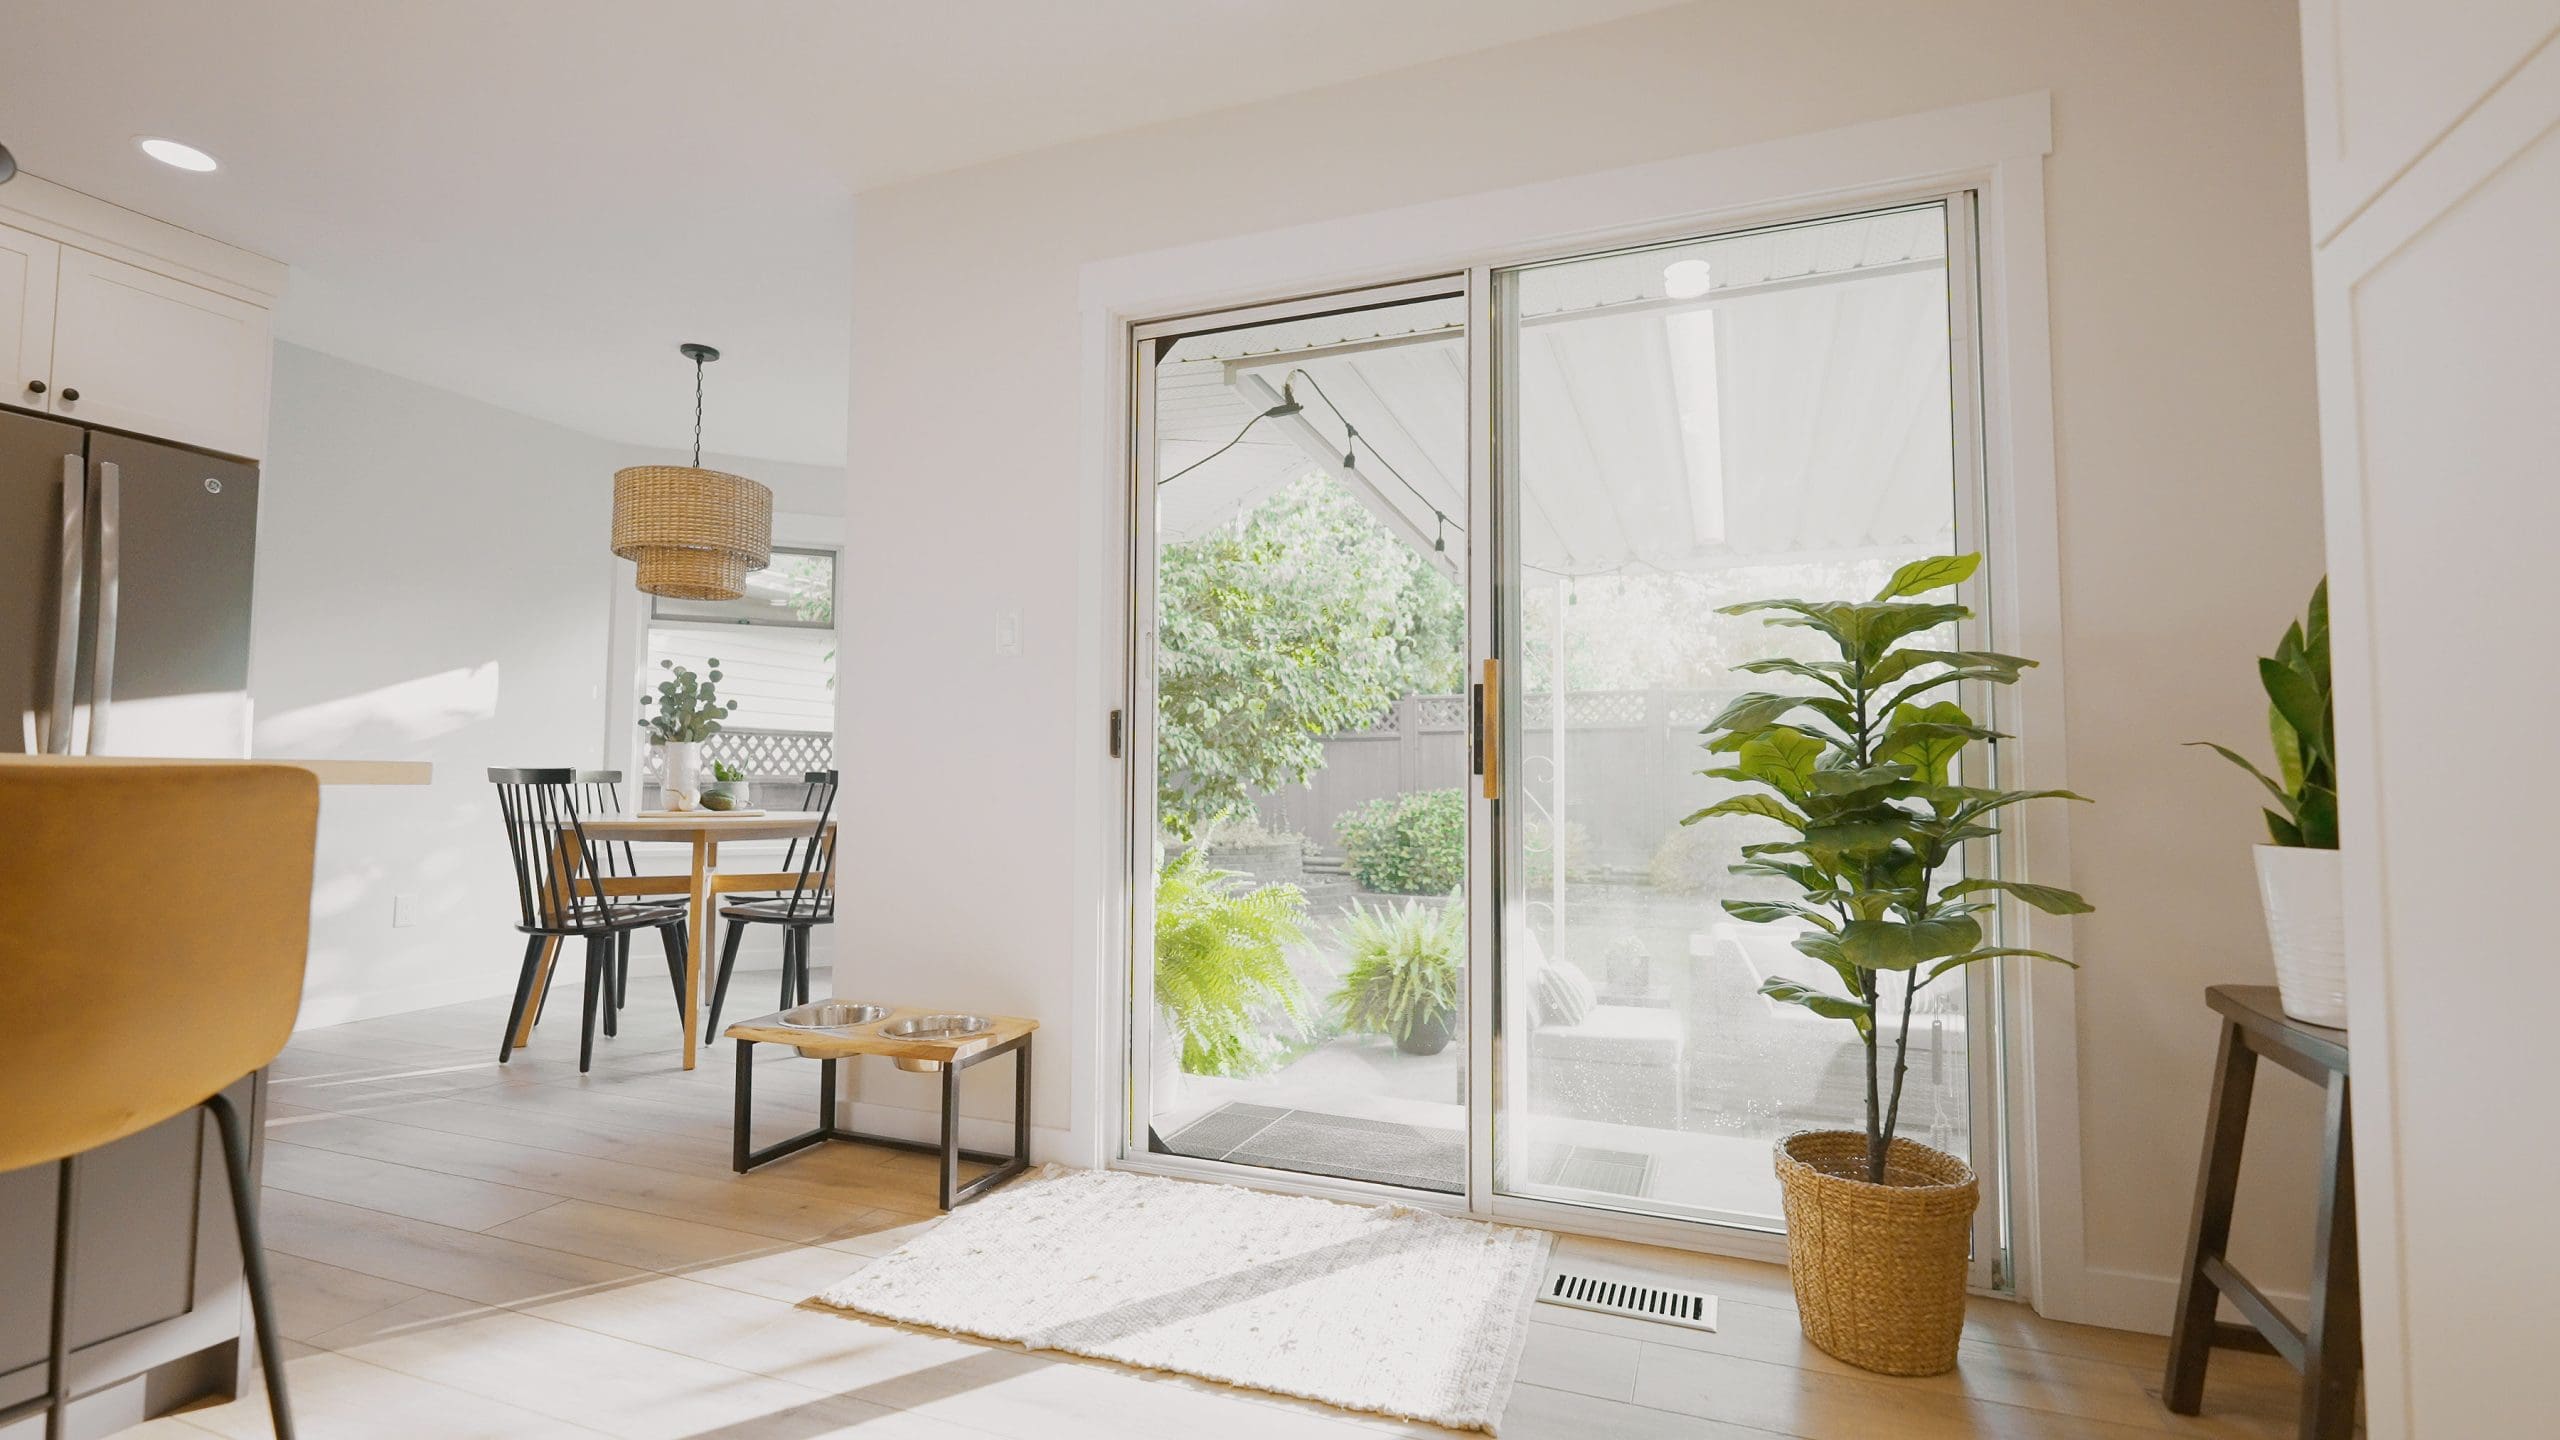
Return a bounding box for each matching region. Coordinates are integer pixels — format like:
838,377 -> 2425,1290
1127,198 -> 1999,1257
1134,282 -> 1475,1193
1491,201 -> 1987,1232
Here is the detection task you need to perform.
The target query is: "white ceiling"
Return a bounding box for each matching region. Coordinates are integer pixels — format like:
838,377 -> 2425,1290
0,1 -> 1678,465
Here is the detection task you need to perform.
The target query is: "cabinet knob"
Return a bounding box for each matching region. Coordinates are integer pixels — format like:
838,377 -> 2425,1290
24,379 -> 44,395
58,387 -> 78,402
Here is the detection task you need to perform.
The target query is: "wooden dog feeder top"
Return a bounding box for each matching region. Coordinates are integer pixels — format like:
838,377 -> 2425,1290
723,1005 -> 1037,1066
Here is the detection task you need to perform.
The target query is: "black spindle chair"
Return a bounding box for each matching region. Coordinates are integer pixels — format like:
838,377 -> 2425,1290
575,769 -> 643,1015
707,770 -> 840,1035
489,768 -> 691,1071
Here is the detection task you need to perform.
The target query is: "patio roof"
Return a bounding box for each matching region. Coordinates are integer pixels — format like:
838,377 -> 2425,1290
1154,205 -> 1954,579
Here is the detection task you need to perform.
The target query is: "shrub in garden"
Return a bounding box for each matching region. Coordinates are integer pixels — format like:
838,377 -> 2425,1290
1337,788 -> 1465,895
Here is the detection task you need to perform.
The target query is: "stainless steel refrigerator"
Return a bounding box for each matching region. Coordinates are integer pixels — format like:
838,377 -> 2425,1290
2,407 -> 258,757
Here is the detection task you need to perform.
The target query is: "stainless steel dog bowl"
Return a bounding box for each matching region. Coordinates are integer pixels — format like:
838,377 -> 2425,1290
882,1013 -> 992,1071
778,1002 -> 889,1030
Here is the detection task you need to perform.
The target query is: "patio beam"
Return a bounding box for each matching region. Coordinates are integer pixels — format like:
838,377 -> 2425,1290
1231,371 -> 1461,581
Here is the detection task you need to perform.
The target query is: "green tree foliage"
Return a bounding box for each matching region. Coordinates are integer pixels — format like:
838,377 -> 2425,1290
1157,475 -> 1461,839
1337,788 -> 1466,895
1688,553 -> 2092,1182
1152,848 -> 1311,1077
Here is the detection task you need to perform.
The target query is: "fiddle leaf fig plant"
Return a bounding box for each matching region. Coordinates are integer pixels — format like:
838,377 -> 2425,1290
639,659 -> 737,743
2188,579 -> 2335,848
1687,552 -> 2092,1182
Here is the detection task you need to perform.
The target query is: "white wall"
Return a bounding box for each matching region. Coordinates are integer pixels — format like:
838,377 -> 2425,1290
253,342 -> 622,1024
253,346 -> 849,1027
837,0 -> 2326,1327
2296,4 -> 2560,1434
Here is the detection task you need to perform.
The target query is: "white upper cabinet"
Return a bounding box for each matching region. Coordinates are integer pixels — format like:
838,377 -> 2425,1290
0,223 -> 60,407
2301,0 -> 2560,238
0,177 -> 284,460
48,246 -> 273,459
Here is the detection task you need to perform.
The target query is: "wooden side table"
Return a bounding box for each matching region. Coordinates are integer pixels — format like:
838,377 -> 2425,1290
725,1005 -> 1035,1211
2165,985 -> 2359,1440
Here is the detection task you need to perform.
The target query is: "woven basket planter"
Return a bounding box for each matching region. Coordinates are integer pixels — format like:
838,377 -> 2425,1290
1774,1129 -> 1979,1376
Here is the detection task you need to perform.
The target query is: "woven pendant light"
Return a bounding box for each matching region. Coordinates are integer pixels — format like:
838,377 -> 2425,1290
612,343 -> 773,600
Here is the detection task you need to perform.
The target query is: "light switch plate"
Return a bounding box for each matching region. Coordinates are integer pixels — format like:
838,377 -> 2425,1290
996,610 -> 1022,656
392,893 -> 422,928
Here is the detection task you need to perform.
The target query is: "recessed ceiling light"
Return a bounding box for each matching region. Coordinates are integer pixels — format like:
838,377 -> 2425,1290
1663,259 -> 1713,300
137,137 -> 218,172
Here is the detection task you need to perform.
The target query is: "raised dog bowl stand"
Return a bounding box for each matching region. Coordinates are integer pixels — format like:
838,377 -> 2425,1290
723,1004 -> 1037,1210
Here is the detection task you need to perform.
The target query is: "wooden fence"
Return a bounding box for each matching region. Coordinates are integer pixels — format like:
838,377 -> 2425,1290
1250,688 -> 1745,869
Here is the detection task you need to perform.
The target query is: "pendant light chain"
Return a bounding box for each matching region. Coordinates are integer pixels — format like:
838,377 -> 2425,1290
692,352 -> 705,468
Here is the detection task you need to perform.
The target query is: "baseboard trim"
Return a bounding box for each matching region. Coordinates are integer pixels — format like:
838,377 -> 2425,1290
2050,1263 -> 2311,1338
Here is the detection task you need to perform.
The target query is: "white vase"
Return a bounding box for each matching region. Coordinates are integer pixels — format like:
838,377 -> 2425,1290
662,740 -> 702,811
2254,844 -> 2346,1028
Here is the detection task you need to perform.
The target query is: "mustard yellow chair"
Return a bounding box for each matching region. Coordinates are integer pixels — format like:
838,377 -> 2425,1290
0,762 -> 317,1439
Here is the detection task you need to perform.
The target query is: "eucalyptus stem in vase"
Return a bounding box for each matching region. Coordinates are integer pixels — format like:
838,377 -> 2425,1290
639,659 -> 737,810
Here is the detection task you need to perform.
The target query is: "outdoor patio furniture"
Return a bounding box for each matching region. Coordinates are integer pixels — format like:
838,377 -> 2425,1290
1520,931 -> 1687,1128
725,1004 -> 1035,1210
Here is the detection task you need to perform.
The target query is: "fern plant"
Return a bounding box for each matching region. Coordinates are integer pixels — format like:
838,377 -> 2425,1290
1153,847 -> 1310,1076
1331,897 -> 1464,1055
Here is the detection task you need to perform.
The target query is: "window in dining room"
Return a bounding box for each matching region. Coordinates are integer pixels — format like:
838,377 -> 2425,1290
642,544 -> 837,790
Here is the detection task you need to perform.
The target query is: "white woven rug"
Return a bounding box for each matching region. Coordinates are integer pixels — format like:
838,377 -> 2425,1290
811,1166 -> 1552,1432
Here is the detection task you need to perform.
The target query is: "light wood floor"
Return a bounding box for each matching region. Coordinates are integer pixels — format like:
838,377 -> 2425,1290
123,974 -> 2324,1439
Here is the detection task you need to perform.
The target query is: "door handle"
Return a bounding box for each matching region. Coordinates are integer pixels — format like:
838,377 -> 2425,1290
1478,658 -> 1500,800
44,456 -> 83,754
87,460 -> 120,754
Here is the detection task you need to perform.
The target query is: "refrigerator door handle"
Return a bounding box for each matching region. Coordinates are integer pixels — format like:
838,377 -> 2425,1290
44,454 -> 84,754
87,459 -> 121,754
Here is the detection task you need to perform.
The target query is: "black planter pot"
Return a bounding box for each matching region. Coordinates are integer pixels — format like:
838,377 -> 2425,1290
1395,1010 -> 1455,1056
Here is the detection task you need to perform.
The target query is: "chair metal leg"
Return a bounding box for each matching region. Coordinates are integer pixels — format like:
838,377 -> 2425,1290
498,934 -> 547,1064
709,920 -> 748,1035
40,1155 -> 75,1440
204,1092 -> 295,1439
776,927 -> 798,1011
795,927 -> 815,1003
614,932 -> 631,1011
579,938 -> 605,1072
658,922 -> 688,1015
599,937 -> 620,1040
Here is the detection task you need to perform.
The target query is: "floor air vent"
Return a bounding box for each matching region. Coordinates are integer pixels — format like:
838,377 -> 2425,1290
1538,1270 -> 1719,1332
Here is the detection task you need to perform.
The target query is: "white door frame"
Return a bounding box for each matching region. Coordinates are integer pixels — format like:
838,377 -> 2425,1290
1075,92 -> 2088,1315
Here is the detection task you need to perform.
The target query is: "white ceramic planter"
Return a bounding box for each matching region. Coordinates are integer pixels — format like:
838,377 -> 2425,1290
662,740 -> 702,811
2255,844 -> 2346,1028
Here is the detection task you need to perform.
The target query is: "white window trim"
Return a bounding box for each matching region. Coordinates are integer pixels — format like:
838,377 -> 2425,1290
602,509 -> 846,781
1072,92 -> 2091,1321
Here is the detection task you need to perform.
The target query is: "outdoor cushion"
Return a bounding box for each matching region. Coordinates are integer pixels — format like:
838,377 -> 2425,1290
1528,1003 -> 1684,1067
1535,960 -> 1597,1027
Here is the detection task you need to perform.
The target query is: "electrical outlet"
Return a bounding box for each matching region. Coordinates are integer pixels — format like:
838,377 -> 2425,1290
392,893 -> 422,928
996,610 -> 1022,656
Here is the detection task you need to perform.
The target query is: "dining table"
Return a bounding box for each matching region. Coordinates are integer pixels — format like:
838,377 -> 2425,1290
509,808 -> 836,1071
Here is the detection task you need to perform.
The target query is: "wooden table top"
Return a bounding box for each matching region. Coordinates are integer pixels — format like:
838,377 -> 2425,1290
724,1004 -> 1037,1063
579,810 -> 830,842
